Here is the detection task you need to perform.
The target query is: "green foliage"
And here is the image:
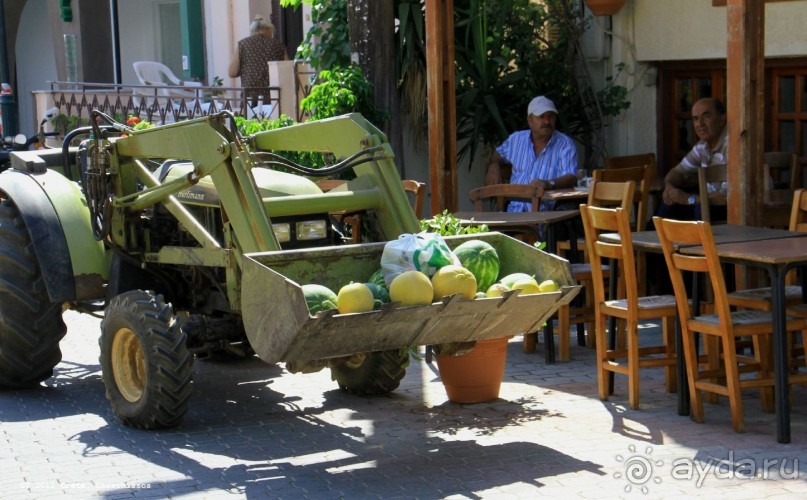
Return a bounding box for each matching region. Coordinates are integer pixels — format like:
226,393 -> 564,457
420,210 -> 489,236
294,0 -> 350,71
50,113 -> 90,135
235,114 -> 327,170
300,66 -> 388,125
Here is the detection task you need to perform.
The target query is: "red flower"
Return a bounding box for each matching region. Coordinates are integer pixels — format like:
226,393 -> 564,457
126,116 -> 141,125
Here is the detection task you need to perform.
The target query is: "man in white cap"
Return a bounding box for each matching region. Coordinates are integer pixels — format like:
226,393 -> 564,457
485,95 -> 579,212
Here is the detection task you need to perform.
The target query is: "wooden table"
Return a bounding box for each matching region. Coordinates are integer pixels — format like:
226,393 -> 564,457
682,236 -> 807,443
543,187 -> 590,204
600,224 -> 805,252
454,210 -> 580,253
454,209 -> 581,363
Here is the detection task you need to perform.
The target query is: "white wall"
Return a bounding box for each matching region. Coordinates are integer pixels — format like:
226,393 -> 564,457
15,0 -> 58,136
603,0 -> 807,161
633,0 -> 807,61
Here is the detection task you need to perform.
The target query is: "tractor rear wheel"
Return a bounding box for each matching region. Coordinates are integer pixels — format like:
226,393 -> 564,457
100,290 -> 193,429
0,197 -> 66,388
330,348 -> 409,396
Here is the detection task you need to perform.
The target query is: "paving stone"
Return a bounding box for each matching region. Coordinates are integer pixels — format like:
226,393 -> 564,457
2,311 -> 807,498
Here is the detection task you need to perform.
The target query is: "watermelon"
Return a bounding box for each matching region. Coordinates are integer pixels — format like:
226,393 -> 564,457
499,272 -> 535,289
364,282 -> 390,309
453,239 -> 500,292
301,284 -> 338,314
368,268 -> 386,288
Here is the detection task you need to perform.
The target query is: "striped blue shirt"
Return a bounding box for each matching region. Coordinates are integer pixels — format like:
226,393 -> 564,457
496,129 -> 578,211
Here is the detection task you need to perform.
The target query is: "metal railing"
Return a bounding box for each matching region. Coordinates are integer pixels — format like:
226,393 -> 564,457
44,81 -> 283,135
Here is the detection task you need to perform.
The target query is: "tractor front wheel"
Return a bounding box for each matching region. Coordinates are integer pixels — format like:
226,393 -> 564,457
330,349 -> 409,396
100,290 -> 193,429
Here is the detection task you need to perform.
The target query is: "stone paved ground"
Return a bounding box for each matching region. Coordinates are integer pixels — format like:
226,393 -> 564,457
2,311 -> 807,499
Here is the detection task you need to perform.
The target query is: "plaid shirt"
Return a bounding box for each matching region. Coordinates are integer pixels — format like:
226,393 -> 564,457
496,129 -> 578,212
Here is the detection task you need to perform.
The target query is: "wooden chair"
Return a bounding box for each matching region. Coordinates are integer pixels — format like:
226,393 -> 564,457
582,204 -> 677,409
727,188 -> 807,312
319,179 -> 427,242
763,152 -> 801,229
557,165 -> 651,255
551,180 -> 635,360
697,164 -> 728,224
605,153 -> 659,218
469,183 -> 541,212
468,184 -> 542,244
727,188 -> 807,366
605,153 -> 657,177
316,179 -> 361,243
654,216 -> 807,433
402,179 -> 426,218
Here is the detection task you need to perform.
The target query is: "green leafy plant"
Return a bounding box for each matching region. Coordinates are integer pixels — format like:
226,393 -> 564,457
234,114 -> 327,171
291,0 -> 350,71
300,66 -> 388,125
419,210 -> 489,235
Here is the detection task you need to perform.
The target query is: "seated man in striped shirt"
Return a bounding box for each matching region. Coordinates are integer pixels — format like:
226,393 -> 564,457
484,95 -> 580,212
656,97 -> 728,221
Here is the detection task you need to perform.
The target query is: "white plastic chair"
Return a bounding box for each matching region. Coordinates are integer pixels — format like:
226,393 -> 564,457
132,61 -> 202,99
132,61 -> 209,121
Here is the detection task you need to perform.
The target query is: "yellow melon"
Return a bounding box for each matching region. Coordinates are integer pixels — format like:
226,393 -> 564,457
389,271 -> 434,306
431,265 -> 477,301
336,283 -> 375,313
510,277 -> 541,295
537,279 -> 560,293
485,283 -> 510,298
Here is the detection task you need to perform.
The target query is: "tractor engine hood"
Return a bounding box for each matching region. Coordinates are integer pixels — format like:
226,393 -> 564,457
157,161 -> 324,208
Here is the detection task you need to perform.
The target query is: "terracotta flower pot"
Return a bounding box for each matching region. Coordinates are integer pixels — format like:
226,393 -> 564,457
436,336 -> 509,404
585,0 -> 626,16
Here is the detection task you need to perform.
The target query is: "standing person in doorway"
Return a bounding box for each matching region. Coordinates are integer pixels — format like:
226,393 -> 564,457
228,15 -> 288,106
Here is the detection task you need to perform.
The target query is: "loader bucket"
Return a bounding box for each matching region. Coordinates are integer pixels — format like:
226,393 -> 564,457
241,232 -> 579,364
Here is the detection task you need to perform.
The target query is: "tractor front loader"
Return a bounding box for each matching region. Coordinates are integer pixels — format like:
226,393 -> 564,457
0,111 -> 577,429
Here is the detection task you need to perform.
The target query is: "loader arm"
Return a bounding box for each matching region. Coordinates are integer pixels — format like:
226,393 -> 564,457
250,113 -> 420,236
111,114 -> 280,261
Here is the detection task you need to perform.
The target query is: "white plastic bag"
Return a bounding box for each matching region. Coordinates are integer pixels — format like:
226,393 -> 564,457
380,232 -> 460,286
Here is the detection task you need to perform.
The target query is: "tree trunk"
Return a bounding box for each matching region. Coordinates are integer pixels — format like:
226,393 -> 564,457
347,0 -> 405,176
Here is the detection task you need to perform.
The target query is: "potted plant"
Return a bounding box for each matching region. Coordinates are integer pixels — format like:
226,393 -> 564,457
585,0 -> 626,16
419,211 -> 511,404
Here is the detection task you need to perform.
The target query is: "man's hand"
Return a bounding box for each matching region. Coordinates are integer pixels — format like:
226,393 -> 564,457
662,165 -> 691,205
529,178 -> 547,197
662,184 -> 691,206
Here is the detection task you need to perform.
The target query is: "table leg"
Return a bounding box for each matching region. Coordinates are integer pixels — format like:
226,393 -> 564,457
675,316 -> 689,416
771,265 -> 791,444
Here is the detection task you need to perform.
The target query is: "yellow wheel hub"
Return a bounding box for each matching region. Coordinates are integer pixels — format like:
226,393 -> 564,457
111,327 -> 146,403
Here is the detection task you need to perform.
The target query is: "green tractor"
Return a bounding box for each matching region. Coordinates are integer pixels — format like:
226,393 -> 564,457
0,111 -> 576,429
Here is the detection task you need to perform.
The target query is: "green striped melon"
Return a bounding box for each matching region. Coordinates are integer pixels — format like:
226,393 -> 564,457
302,284 -> 338,314
452,240 -> 500,293
368,268 -> 386,288
364,282 -> 390,309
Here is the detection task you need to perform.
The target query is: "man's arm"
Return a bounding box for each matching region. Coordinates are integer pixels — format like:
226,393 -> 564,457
662,164 -> 693,205
485,150 -> 503,185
